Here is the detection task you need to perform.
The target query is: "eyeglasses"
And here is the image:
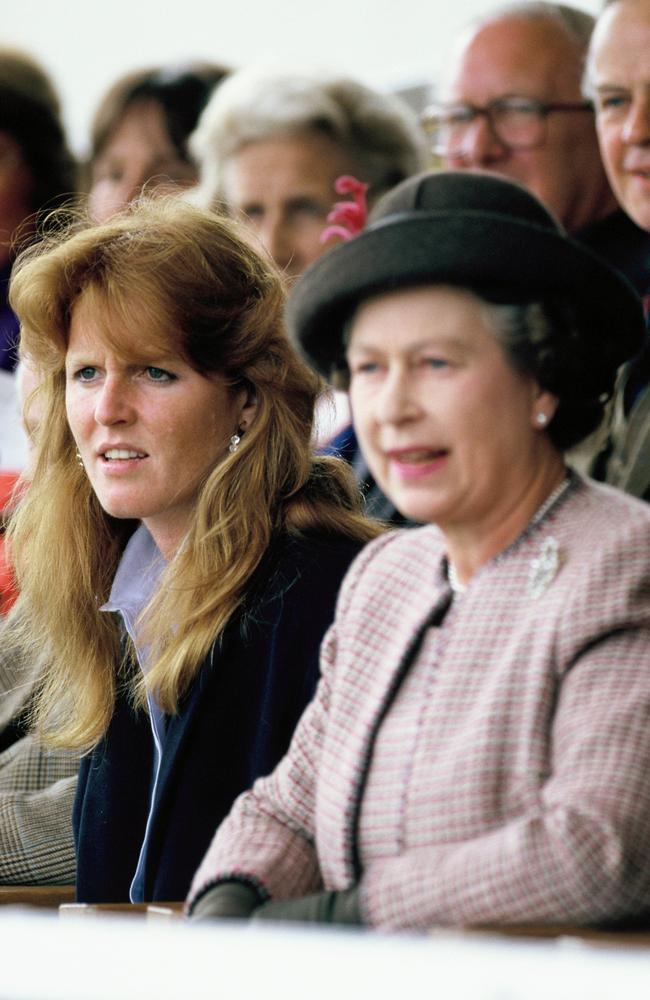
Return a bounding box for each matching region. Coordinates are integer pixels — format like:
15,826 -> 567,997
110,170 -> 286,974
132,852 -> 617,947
420,96 -> 594,157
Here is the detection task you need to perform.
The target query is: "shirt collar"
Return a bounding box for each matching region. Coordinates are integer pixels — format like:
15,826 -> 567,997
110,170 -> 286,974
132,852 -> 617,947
101,523 -> 166,618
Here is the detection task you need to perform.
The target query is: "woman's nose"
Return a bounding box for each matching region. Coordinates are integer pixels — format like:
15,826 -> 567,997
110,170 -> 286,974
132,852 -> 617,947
378,368 -> 418,424
94,376 -> 133,425
260,215 -> 294,272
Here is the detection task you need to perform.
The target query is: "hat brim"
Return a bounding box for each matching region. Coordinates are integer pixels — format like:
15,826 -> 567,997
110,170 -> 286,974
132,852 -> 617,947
287,210 -> 645,378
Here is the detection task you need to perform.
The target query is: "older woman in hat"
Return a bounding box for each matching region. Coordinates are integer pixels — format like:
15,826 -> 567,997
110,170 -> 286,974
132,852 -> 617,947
188,171 -> 650,931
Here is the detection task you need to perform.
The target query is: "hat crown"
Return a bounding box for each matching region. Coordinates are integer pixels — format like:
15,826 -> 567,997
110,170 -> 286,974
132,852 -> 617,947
287,169 -> 643,413
369,170 -> 562,234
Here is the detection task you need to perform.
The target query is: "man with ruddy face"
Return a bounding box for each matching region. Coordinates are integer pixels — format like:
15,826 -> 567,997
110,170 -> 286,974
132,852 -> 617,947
429,2 -> 650,292
589,0 -> 650,236
587,0 -> 650,500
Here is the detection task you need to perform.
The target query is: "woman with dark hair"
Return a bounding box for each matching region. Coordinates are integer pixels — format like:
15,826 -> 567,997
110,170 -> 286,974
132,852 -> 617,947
189,171 -> 650,930
6,196 -> 378,902
88,62 -> 228,222
0,47 -> 76,371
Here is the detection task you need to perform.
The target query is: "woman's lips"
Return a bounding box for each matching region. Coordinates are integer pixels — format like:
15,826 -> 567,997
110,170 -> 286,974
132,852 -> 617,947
387,448 -> 449,480
96,448 -> 149,474
102,448 -> 147,460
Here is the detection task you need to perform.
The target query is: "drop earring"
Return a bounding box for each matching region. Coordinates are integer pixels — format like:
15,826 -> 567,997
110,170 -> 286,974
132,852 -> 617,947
229,433 -> 241,454
76,449 -> 84,467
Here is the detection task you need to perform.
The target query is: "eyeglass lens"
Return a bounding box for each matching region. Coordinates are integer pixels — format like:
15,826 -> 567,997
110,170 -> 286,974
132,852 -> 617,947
425,102 -> 547,155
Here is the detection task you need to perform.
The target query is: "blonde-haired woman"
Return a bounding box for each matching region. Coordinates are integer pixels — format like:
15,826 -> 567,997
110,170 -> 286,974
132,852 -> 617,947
6,197 -> 378,903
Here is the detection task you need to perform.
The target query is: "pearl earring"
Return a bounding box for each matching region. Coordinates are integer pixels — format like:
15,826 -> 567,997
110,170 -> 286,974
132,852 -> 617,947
229,433 -> 241,454
536,412 -> 548,427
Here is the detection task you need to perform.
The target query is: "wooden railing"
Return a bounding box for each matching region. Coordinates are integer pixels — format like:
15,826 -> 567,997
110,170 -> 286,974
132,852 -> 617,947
1,886 -> 648,943
0,884 -> 75,908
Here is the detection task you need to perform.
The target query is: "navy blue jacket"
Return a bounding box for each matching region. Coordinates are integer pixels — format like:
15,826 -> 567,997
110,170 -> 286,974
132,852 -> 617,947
73,532 -> 364,903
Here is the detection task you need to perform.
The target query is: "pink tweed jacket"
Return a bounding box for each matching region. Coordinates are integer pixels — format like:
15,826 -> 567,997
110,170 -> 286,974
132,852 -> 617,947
189,475 -> 650,930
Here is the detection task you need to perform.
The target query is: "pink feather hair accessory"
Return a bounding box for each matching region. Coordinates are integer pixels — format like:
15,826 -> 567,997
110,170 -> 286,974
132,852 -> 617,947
320,175 -> 369,244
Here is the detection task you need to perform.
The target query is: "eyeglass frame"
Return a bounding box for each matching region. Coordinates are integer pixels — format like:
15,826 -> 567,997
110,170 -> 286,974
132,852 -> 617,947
420,96 -> 594,156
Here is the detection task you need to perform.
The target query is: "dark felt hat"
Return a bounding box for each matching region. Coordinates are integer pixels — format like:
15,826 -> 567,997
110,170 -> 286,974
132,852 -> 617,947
286,170 -> 644,379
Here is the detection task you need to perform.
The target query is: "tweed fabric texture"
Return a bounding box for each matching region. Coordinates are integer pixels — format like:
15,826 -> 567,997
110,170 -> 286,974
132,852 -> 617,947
0,637 -> 79,884
0,632 -> 33,730
190,476 -> 650,930
0,737 -> 78,884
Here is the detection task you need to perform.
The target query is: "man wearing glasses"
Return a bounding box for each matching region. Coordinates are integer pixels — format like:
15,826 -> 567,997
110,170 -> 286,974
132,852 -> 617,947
425,2 -> 650,292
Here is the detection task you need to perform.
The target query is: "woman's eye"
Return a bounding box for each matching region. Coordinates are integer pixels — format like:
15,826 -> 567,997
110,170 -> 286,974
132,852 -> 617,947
598,94 -> 629,112
351,361 -> 381,376
425,357 -> 449,369
145,366 -> 175,382
291,199 -> 327,220
75,366 -> 98,382
241,205 -> 263,221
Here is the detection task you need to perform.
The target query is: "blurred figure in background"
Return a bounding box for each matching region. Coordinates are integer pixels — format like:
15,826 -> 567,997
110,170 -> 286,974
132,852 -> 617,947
190,68 -> 426,280
0,47 -> 76,372
191,69 -> 427,521
0,48 -> 75,616
88,62 -> 228,222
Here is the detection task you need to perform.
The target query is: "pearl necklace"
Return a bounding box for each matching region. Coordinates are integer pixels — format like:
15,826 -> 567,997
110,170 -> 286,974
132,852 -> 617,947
446,475 -> 571,597
447,560 -> 466,595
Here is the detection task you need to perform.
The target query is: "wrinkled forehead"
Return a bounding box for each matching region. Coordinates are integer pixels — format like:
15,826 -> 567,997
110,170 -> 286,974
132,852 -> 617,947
66,282 -> 185,365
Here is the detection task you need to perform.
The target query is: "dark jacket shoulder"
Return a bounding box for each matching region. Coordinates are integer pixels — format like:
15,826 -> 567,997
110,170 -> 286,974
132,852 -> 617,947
73,530 -> 365,903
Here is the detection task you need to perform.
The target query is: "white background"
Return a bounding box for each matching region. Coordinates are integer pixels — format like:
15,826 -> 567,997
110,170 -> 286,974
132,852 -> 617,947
6,0 -> 598,156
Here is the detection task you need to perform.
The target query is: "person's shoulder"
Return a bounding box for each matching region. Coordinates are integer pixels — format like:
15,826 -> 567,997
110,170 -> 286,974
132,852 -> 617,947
577,209 -> 650,295
354,523 -> 444,566
248,530 -> 369,613
332,524 -> 444,612
353,524 -> 445,573
549,474 -> 650,596
564,474 -> 650,541
277,530 -> 370,576
550,476 -> 650,648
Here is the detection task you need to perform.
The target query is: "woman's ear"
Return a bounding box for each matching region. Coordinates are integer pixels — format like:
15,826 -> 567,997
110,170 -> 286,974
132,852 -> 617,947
530,386 -> 559,431
237,385 -> 258,431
